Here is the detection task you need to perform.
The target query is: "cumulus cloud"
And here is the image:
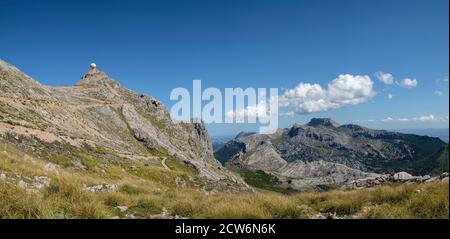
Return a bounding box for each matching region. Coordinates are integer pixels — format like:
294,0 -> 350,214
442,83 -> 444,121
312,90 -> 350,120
387,93 -> 393,99
279,74 -> 375,114
397,78 -> 418,88
226,102 -> 264,123
381,117 -> 394,122
375,71 -> 394,85
225,99 -> 276,123
434,90 -> 443,96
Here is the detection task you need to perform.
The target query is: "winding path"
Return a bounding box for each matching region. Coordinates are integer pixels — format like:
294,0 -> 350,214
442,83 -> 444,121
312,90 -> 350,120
161,157 -> 170,170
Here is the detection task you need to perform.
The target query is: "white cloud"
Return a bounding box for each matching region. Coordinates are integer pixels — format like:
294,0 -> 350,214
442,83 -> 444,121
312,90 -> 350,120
226,102 -> 265,123
279,111 -> 295,117
225,99 -> 276,122
434,90 -> 443,96
397,78 -> 418,88
375,71 -> 394,85
377,115 -> 448,123
436,76 -> 449,84
381,117 -> 394,122
279,74 -> 375,114
387,93 -> 393,99
353,119 -> 376,123
411,114 -> 435,122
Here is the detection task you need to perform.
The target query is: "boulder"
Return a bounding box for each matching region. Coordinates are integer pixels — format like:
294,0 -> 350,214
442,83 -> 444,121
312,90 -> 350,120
392,172 -> 414,181
44,162 -> 59,172
116,206 -> 128,212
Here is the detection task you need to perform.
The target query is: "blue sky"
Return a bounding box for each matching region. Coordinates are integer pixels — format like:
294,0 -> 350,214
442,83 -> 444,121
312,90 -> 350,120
1,0 -> 448,135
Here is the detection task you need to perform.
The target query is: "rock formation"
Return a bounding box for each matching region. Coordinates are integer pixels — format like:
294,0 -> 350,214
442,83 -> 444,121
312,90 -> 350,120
215,118 -> 448,191
0,59 -> 246,191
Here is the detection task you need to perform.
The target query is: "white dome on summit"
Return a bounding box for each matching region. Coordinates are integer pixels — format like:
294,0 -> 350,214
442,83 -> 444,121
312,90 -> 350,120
90,63 -> 97,69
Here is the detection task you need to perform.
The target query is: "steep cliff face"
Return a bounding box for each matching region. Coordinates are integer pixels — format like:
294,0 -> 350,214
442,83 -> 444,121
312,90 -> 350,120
0,59 -> 245,190
216,118 -> 448,191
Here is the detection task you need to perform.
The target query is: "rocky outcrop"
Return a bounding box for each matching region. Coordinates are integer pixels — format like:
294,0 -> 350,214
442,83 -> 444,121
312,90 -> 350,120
0,170 -> 50,193
343,172 -> 449,189
306,118 -> 340,128
215,118 -> 448,191
392,171 -> 415,181
235,131 -> 256,139
84,183 -> 118,193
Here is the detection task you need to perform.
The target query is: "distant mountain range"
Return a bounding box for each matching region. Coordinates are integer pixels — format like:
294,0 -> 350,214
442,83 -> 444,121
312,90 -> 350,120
1,59 -> 448,219
211,128 -> 448,151
215,118 -> 449,191
1,58 -> 448,194
394,128 -> 449,142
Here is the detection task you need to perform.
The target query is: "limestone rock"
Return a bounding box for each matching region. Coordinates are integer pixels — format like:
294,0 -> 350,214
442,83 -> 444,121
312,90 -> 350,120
84,184 -> 118,193
116,206 -> 128,212
44,162 -> 59,172
392,172 -> 414,181
0,59 -> 248,192
215,117 -> 448,191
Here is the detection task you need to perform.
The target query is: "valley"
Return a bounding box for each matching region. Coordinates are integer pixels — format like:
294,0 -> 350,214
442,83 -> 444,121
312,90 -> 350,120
0,59 -> 448,219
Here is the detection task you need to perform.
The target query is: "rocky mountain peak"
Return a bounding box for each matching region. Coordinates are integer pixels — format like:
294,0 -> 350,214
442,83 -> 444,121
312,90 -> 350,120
307,118 -> 340,128
1,59 -> 247,191
75,63 -> 119,88
215,118 -> 448,191
235,131 -> 256,139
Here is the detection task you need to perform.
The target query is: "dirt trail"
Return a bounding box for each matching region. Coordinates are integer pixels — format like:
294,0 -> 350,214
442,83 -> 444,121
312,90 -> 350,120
161,157 -> 170,170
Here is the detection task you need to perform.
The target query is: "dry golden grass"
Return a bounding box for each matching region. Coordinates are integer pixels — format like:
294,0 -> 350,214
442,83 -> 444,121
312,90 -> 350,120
1,139 -> 448,219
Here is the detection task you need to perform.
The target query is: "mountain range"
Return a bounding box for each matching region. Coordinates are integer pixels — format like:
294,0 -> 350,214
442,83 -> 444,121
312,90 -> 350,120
215,118 -> 448,191
0,59 -> 448,218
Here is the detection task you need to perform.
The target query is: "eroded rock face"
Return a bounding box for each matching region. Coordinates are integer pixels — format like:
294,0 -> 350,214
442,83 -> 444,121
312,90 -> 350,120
216,118 -> 448,191
0,59 -> 246,190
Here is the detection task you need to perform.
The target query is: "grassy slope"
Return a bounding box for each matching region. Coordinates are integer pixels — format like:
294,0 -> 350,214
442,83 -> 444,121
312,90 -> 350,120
412,145 -> 449,176
0,139 -> 448,219
239,170 -> 298,195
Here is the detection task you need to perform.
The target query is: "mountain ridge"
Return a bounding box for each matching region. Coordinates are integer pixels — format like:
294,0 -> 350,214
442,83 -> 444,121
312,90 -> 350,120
0,59 -> 448,218
215,118 -> 448,191
0,59 -> 247,191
